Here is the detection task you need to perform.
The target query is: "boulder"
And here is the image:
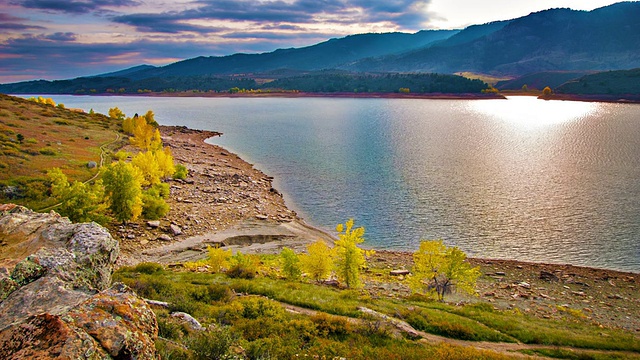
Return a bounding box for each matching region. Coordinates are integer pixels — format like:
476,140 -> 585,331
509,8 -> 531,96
0,205 -> 158,359
0,284 -> 157,360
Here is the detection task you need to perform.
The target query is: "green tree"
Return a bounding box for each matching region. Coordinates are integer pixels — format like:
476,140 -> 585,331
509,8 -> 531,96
409,240 -> 480,301
280,247 -> 302,280
101,161 -> 143,223
333,219 -> 369,288
300,241 -> 333,283
521,84 -> 529,92
47,168 -> 109,224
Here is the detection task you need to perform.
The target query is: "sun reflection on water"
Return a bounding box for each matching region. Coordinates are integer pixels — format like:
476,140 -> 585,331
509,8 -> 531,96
470,96 -> 598,128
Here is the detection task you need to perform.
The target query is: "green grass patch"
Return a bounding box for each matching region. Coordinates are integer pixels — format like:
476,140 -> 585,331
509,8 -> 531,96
113,262 -> 640,356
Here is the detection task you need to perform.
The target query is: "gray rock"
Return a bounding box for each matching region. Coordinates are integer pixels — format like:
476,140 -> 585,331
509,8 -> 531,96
158,234 -> 172,241
147,220 -> 161,228
171,311 -> 205,331
170,224 -> 182,236
0,206 -> 157,359
390,269 -> 410,276
87,161 -> 97,168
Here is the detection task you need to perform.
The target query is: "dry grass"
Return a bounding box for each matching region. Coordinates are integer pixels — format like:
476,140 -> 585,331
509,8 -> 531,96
0,94 -> 126,207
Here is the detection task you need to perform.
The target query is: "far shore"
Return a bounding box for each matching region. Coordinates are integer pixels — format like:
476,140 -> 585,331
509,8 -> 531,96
16,90 -> 640,103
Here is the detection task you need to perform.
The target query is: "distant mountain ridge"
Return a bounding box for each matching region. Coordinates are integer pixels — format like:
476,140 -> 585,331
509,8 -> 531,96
348,2 -> 640,76
117,30 -> 459,80
1,1 -> 639,95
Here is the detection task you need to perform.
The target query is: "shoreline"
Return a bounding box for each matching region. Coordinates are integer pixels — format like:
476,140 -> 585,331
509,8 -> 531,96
118,125 -> 639,276
113,125 -> 639,331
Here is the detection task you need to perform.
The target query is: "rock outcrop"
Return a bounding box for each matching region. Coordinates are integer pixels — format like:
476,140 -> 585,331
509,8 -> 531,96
0,204 -> 158,359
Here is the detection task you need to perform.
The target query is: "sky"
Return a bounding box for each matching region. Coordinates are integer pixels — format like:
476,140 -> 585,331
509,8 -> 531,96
0,0 -> 626,83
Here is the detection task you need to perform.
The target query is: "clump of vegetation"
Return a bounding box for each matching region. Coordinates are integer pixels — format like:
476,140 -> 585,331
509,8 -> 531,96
300,241 -> 333,283
280,247 -> 301,280
333,219 -> 373,288
409,240 -> 480,301
227,252 -> 258,279
174,163 -> 188,179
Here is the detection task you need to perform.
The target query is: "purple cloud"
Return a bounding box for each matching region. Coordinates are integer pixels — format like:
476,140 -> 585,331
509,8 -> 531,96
13,0 -> 141,14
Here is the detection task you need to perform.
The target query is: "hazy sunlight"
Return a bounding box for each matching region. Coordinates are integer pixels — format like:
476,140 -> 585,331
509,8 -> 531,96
470,96 -> 598,129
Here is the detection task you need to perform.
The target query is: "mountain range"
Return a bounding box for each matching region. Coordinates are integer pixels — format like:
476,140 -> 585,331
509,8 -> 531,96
1,1 -> 639,95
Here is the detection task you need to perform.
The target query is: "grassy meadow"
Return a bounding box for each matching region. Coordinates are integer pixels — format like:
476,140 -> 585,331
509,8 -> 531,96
0,94 -> 125,209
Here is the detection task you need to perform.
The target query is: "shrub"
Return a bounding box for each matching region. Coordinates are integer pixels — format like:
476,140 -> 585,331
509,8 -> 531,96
187,326 -> 238,360
174,164 -> 188,179
311,313 -> 351,340
280,247 -> 301,280
133,262 -> 164,274
227,252 -> 258,279
39,148 -> 56,156
142,195 -> 169,219
207,246 -> 232,273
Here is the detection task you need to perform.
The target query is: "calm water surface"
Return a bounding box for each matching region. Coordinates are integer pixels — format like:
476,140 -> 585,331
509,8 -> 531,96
46,95 -> 640,272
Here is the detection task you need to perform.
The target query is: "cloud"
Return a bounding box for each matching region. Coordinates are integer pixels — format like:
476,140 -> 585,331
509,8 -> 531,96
13,0 -> 141,14
0,12 -> 45,30
113,12 -> 228,34
44,32 -> 77,41
113,0 -> 433,33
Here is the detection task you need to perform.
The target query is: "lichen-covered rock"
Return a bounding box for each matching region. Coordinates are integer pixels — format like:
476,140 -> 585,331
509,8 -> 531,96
0,205 -> 157,359
10,257 -> 45,286
65,283 -> 158,359
0,284 -> 158,359
0,313 -> 109,360
0,206 -> 120,329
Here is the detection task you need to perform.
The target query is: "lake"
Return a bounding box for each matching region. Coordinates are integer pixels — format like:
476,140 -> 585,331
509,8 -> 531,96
43,95 -> 640,272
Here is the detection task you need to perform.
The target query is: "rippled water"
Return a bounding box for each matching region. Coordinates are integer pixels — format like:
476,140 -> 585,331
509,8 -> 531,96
45,95 -> 640,272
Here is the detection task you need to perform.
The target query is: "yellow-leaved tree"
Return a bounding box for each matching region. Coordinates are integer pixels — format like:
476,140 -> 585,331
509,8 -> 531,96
154,147 -> 176,178
300,241 -> 333,283
130,116 -> 157,150
108,107 -> 125,122
207,246 -> 233,273
333,219 -> 372,288
409,240 -> 480,301
131,151 -> 161,186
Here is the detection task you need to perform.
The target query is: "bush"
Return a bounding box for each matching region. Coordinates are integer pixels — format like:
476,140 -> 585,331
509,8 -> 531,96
133,262 -> 164,274
280,247 -> 301,280
174,164 -> 188,180
188,326 -> 238,360
311,313 -> 351,340
141,191 -> 169,220
227,252 -> 258,279
39,148 -> 56,156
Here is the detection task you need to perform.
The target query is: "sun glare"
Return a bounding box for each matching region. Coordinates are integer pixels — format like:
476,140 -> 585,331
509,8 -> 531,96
470,96 -> 597,128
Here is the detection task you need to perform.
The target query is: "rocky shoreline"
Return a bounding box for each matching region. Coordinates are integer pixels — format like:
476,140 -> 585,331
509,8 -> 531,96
112,125 -> 638,333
